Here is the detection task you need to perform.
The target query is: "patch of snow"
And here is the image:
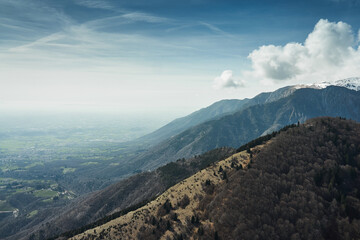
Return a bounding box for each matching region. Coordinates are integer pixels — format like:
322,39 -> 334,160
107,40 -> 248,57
333,77 -> 360,91
294,77 -> 360,91
13,209 -> 19,218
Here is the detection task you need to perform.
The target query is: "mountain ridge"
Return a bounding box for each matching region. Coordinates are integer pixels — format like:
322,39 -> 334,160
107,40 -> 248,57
130,86 -> 360,171
136,77 -> 360,148
307,77 -> 360,91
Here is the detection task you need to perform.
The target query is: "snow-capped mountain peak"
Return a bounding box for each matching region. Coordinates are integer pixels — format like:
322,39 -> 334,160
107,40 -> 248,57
308,77 -> 360,91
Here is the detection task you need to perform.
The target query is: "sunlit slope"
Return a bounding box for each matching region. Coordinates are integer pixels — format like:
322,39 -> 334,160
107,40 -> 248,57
71,141 -> 266,239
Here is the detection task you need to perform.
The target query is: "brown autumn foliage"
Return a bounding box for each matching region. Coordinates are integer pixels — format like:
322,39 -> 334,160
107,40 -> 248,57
68,117 -> 360,240
199,117 -> 360,240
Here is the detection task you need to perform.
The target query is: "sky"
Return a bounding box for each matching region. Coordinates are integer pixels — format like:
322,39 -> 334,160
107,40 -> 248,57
1,0 -> 360,115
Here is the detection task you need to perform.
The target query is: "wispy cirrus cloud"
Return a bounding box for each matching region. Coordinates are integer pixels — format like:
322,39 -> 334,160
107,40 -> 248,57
122,12 -> 169,23
199,22 -> 234,38
72,0 -> 171,23
0,0 -> 72,43
73,0 -> 114,10
84,12 -> 170,31
327,0 -> 360,5
165,21 -> 235,39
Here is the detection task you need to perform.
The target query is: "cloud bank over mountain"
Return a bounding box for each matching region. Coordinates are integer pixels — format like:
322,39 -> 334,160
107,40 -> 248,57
247,19 -> 360,83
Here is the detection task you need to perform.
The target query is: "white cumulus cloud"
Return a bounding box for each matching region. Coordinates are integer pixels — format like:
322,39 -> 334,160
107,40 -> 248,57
213,70 -> 245,89
248,19 -> 360,83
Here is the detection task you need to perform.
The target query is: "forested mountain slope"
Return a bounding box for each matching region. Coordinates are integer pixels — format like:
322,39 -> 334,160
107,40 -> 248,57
198,117 -> 360,239
72,117 -> 360,240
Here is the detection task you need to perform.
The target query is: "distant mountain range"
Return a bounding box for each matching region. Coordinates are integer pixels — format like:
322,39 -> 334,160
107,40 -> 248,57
130,84 -> 360,171
138,77 -> 360,147
94,78 -> 360,186
137,85 -> 299,146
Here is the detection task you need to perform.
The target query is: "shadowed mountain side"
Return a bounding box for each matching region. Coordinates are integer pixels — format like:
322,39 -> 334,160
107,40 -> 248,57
131,86 -> 360,171
136,85 -> 299,146
6,148 -> 234,240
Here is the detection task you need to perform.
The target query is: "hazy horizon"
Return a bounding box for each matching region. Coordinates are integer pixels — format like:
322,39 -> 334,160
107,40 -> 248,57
2,0 -> 360,115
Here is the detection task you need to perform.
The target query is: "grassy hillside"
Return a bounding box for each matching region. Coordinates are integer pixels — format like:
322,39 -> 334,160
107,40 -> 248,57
70,141 -> 266,239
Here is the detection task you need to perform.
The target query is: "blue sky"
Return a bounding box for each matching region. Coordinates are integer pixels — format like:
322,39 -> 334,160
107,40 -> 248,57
1,0 -> 360,115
